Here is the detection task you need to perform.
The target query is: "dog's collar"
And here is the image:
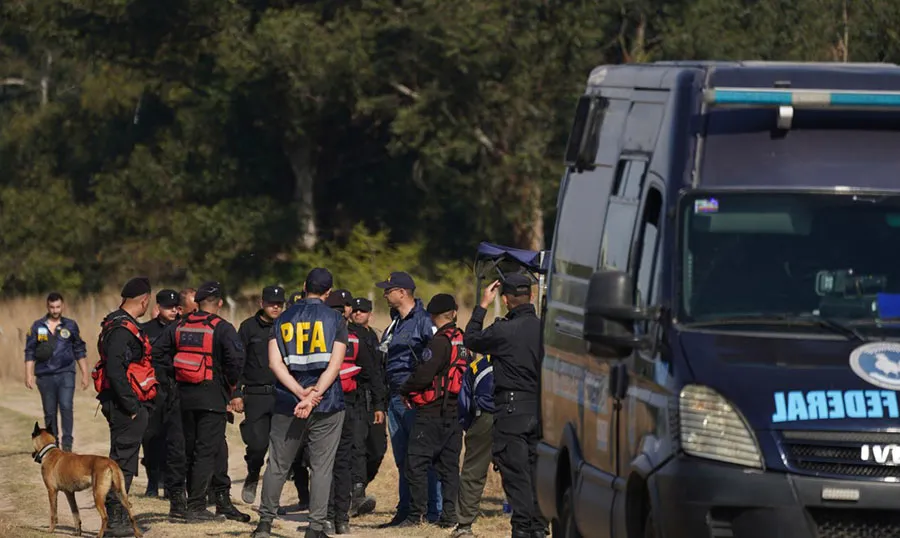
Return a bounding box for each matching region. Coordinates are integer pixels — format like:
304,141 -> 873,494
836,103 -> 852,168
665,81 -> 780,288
33,443 -> 58,463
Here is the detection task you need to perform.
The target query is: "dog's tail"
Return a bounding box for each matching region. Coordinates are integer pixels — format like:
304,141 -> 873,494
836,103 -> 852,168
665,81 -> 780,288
110,463 -> 132,509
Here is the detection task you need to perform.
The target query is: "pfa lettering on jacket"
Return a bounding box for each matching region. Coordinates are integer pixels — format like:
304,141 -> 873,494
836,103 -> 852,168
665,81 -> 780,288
772,390 -> 900,423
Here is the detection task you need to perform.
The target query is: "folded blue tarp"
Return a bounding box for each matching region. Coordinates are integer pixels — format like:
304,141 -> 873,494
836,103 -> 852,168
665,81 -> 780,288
475,241 -> 548,276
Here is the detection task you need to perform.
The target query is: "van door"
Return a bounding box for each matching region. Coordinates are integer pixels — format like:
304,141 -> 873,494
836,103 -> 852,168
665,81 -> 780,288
542,96 -> 630,538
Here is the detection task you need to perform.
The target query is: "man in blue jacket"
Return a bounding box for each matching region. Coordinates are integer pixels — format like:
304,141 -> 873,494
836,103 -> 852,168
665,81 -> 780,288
374,271 -> 442,526
24,292 -> 89,452
453,353 -> 495,538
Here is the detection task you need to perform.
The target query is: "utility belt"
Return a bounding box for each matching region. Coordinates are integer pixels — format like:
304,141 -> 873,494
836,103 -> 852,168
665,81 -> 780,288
495,390 -> 538,415
242,384 -> 275,395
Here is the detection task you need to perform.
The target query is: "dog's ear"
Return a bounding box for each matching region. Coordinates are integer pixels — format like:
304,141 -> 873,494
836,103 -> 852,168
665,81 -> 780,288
32,422 -> 40,437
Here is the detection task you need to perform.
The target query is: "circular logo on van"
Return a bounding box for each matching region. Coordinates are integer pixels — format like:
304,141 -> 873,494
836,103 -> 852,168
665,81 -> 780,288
850,342 -> 900,390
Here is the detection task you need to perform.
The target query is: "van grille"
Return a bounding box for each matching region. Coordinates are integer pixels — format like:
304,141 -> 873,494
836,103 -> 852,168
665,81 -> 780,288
780,430 -> 900,480
809,508 -> 900,538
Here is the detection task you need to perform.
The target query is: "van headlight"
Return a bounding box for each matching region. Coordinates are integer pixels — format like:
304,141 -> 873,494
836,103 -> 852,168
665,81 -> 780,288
679,384 -> 763,469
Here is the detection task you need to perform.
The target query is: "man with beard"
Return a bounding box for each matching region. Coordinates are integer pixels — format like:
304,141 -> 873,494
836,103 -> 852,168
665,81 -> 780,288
236,285 -> 286,504
24,292 -> 89,453
140,289 -> 182,499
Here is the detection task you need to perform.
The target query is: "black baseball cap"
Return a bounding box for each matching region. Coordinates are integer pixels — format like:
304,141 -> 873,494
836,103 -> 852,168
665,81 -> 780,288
501,273 -> 532,296
375,271 -> 416,290
262,285 -> 286,304
288,291 -> 304,306
332,289 -> 353,305
351,297 -> 372,312
156,289 -> 180,308
305,268 -> 333,291
121,277 -> 151,299
325,293 -> 346,309
426,293 -> 458,315
195,281 -> 224,302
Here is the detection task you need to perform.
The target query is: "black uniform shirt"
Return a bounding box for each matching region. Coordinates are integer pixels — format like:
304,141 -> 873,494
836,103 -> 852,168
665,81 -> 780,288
237,310 -> 277,393
141,316 -> 175,380
400,321 -> 458,416
100,309 -> 147,416
350,322 -> 387,411
463,303 -> 541,395
151,310 -> 245,412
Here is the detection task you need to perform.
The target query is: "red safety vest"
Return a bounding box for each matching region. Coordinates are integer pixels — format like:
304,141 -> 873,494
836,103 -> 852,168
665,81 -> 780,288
409,326 -> 469,407
92,315 -> 159,402
340,329 -> 362,393
173,312 -> 221,384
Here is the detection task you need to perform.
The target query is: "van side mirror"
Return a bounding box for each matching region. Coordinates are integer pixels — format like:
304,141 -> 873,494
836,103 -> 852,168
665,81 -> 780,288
584,270 -> 657,358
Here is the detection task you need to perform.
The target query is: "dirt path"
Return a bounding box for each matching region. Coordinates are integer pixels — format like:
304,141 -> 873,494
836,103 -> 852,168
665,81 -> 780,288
0,381 -> 512,537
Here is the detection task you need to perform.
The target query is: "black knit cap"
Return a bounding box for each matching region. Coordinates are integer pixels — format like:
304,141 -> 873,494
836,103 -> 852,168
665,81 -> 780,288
426,293 -> 458,315
121,277 -> 151,299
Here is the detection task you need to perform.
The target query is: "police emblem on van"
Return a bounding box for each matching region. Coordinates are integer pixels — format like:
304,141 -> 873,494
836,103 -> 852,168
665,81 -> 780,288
850,342 -> 900,390
861,444 -> 900,465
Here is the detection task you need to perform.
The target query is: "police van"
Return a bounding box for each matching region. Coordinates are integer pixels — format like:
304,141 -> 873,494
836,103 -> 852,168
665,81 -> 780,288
536,61 -> 900,538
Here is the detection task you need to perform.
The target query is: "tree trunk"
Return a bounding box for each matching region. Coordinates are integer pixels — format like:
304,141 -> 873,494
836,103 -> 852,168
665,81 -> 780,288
40,51 -> 52,108
284,137 -> 318,249
511,179 -> 544,251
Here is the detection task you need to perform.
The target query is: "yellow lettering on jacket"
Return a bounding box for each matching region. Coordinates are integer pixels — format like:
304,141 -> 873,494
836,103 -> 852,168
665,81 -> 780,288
310,321 -> 326,353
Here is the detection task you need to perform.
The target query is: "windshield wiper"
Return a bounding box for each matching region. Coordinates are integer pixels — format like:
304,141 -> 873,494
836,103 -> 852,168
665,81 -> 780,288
684,313 -> 868,342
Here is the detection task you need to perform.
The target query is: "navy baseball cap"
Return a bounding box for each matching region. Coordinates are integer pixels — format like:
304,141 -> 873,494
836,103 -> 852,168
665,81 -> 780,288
305,268 -> 333,291
332,289 -> 353,305
195,281 -> 224,302
375,271 -> 416,290
262,285 -> 285,303
156,289 -> 180,308
351,297 -> 372,312
501,273 -> 532,296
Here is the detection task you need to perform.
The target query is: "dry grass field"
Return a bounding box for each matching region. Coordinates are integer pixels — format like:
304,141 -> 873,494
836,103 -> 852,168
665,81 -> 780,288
0,291 -> 514,537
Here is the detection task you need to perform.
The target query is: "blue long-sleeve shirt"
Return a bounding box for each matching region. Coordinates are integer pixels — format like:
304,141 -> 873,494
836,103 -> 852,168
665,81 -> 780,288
24,316 -> 87,376
458,354 -> 495,430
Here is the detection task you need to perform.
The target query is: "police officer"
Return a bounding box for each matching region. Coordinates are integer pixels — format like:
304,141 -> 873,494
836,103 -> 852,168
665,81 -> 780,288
236,285 -> 285,504
348,297 -> 384,516
140,288 -> 181,498
24,292 -> 89,453
398,293 -> 466,528
95,277 -> 158,537
350,298 -> 387,493
252,268 -> 348,538
374,271 -> 442,526
463,274 -> 546,538
453,352 -> 495,538
152,281 -> 246,522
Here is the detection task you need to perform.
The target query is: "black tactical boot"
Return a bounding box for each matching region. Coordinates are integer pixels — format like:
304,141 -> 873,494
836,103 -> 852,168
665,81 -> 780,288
168,489 -> 188,522
215,490 -> 251,522
349,483 -> 376,516
242,469 -> 260,504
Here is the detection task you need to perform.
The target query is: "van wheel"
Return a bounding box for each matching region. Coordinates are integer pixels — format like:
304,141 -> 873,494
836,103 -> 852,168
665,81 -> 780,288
554,486 -> 581,538
644,510 -> 659,538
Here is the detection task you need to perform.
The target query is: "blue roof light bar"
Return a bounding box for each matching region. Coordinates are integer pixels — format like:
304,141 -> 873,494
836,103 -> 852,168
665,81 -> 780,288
703,87 -> 900,109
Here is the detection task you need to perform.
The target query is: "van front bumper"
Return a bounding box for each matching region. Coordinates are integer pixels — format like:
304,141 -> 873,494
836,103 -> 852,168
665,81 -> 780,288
650,454 -> 900,538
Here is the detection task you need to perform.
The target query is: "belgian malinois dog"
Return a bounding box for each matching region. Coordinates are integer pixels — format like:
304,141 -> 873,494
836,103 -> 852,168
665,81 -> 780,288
31,422 -> 142,538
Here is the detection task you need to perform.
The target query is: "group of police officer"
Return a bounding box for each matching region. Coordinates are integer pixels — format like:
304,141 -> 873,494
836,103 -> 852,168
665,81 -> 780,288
88,266 -> 546,538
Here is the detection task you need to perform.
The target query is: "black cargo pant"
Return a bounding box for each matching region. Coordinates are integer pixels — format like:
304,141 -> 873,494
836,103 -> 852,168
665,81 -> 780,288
365,395 -> 387,484
240,388 -> 276,474
209,436 -> 232,494
327,395 -> 364,522
102,398 -> 150,507
142,380 -> 187,495
183,409 -> 227,509
493,393 -> 546,535
405,410 -> 462,525
351,397 -> 371,486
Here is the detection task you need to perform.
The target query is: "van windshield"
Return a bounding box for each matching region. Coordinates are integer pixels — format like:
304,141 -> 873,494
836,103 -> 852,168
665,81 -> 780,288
679,192 -> 900,332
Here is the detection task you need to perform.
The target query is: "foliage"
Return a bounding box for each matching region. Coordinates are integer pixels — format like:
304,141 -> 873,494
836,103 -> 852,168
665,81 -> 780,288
2,0 -> 900,296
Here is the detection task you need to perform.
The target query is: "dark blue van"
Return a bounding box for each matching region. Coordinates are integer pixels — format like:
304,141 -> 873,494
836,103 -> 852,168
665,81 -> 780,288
536,61 -> 900,538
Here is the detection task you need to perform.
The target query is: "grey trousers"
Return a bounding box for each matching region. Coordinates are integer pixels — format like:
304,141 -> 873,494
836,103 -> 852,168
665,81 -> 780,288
458,412 -> 494,526
259,410 -> 344,530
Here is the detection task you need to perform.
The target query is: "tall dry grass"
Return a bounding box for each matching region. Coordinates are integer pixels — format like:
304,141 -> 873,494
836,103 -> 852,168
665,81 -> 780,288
0,289 -> 491,381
